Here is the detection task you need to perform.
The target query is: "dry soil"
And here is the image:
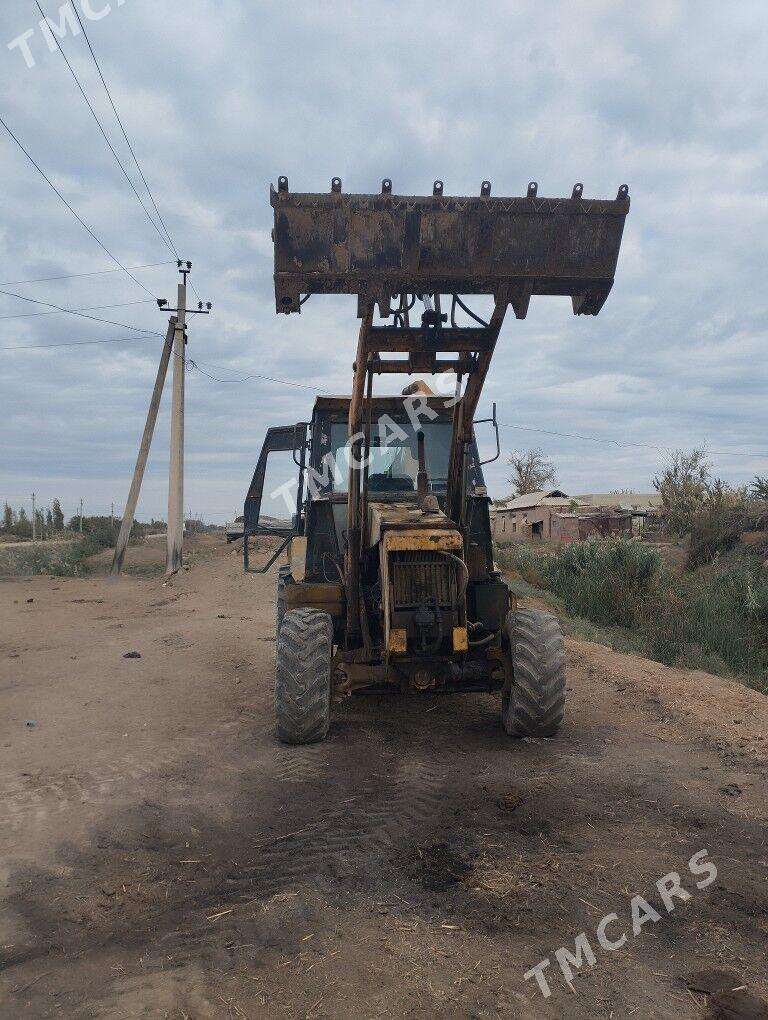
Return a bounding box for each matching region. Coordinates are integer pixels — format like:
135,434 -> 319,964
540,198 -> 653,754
1,539 -> 766,1019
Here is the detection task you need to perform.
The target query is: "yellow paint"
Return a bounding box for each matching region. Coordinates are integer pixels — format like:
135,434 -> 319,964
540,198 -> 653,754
289,537 -> 307,582
388,628 -> 407,654
385,531 -> 463,552
284,582 -> 345,619
452,627 -> 468,652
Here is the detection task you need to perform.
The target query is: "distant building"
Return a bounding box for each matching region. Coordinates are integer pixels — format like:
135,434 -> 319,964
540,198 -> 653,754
576,493 -> 663,534
551,510 -> 632,543
491,490 -> 574,541
576,493 -> 662,513
491,488 -> 643,543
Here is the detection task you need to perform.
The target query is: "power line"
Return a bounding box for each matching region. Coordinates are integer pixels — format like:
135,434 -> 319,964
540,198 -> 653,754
36,0 -> 175,260
185,365 -> 768,459
0,112 -> 156,299
189,359 -> 329,392
498,420 -> 671,452
68,6 -> 209,307
0,285 -> 162,334
0,261 -> 174,288
0,298 -> 153,320
0,334 -> 158,351
70,3 -> 180,260
496,421 -> 766,460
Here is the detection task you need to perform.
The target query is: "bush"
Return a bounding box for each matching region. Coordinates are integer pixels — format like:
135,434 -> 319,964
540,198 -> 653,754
494,543 -> 550,588
0,540 -> 91,577
688,498 -> 768,569
640,562 -> 768,691
676,563 -> 768,681
495,538 -> 768,692
496,538 -> 662,628
543,539 -> 661,629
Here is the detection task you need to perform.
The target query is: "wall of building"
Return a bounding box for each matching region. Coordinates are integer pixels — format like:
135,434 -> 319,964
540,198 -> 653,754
496,508 -> 633,544
552,512 -> 633,543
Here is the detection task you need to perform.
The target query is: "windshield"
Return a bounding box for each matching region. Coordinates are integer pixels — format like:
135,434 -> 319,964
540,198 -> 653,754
329,421 -> 452,494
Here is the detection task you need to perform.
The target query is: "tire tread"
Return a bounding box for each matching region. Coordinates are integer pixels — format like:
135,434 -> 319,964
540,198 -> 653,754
503,608 -> 566,738
275,608 -> 332,745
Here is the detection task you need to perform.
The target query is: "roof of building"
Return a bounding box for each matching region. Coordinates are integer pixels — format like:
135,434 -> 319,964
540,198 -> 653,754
557,509 -> 633,519
496,489 -> 571,512
576,493 -> 663,512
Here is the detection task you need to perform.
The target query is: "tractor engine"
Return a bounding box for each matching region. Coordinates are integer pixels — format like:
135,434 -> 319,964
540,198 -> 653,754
376,521 -> 468,663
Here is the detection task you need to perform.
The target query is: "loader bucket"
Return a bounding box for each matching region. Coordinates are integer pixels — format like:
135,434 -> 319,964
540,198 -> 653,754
271,178 -> 629,318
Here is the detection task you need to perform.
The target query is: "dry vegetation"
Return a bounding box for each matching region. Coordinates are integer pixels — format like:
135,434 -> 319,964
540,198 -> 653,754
497,531 -> 768,693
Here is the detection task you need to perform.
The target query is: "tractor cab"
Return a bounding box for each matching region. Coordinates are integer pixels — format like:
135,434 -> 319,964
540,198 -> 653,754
244,390 -> 504,690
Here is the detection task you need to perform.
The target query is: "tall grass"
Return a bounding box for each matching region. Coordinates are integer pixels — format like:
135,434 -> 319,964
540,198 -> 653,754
496,539 -> 661,628
0,541 -> 88,577
545,540 -> 661,628
496,539 -> 768,692
0,529 -> 115,578
644,563 -> 768,683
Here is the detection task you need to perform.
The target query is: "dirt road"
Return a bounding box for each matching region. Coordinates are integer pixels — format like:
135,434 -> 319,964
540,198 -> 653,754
1,541 -> 767,1019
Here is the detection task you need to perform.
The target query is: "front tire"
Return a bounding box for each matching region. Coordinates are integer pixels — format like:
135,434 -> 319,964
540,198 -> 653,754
502,608 -> 566,737
275,608 -> 332,745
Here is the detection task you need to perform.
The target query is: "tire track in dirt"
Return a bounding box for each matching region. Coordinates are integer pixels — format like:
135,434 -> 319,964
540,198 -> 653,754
4,549 -> 768,1019
248,747 -> 451,899
0,726 -> 236,835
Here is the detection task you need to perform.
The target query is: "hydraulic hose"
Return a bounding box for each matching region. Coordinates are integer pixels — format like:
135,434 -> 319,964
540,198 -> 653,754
439,551 -> 469,608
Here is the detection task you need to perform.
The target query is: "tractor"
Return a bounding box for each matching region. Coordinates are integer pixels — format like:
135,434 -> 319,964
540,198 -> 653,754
243,177 -> 629,744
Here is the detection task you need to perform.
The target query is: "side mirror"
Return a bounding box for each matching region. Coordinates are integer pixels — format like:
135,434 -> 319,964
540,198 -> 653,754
474,402 -> 501,466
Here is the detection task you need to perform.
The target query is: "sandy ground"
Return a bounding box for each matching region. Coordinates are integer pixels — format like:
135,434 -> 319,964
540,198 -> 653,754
1,538 -> 767,1019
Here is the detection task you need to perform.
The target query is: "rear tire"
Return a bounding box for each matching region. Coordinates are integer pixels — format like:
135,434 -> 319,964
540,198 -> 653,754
502,608 -> 566,737
275,608 -> 332,745
275,564 -> 293,636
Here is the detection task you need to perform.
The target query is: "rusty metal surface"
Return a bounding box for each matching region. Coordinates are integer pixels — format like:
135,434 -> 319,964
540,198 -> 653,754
272,179 -> 630,317
391,552 -> 455,610
367,503 -> 457,546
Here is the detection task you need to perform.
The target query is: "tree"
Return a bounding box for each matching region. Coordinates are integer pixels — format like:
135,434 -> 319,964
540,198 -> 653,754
653,447 -> 711,536
751,476 -> 768,501
2,503 -> 13,532
507,448 -> 557,497
51,498 -> 64,532
15,507 -> 32,538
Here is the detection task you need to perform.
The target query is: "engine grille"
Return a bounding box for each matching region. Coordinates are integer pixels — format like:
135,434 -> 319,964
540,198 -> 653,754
391,551 -> 454,610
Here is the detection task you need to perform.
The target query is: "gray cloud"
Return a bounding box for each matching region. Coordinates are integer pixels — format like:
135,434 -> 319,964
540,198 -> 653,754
1,0 -> 767,522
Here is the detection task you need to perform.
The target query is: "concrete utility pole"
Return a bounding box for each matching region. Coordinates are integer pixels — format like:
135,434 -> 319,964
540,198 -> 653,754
167,275 -> 188,574
79,499 -> 84,533
161,262 -> 211,575
31,492 -> 36,541
110,262 -> 210,578
110,318 -> 176,577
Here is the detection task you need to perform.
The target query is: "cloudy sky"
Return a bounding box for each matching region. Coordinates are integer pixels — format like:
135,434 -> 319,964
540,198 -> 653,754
1,0 -> 767,523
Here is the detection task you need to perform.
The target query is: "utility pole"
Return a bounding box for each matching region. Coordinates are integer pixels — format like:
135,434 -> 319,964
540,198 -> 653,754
110,318 -> 176,577
79,498 -> 84,533
31,492 -> 36,541
158,262 -> 211,576
110,502 -> 114,533
166,275 -> 186,575
110,262 -> 210,578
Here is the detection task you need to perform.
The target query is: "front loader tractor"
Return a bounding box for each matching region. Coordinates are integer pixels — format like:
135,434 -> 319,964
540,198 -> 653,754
244,177 -> 629,744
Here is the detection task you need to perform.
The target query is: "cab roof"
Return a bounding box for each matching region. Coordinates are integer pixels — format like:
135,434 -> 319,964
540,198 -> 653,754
314,395 -> 456,419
